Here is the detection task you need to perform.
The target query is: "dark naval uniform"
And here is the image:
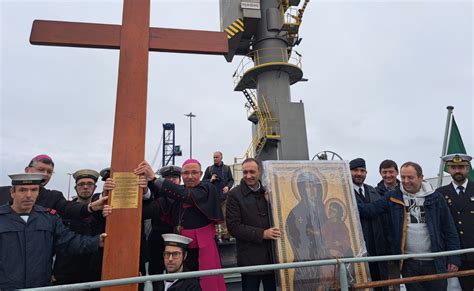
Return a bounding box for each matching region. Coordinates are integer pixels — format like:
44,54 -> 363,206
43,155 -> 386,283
0,186 -> 91,219
149,180 -> 223,265
155,278 -> 202,291
354,184 -> 388,291
52,193 -> 105,285
158,233 -> 202,291
437,180 -> 474,290
149,179 -> 226,291
0,204 -> 99,289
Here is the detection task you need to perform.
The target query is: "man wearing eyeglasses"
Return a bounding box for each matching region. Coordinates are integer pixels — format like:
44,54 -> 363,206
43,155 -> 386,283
157,233 -> 201,291
0,155 -> 107,219
135,159 -> 225,291
142,165 -> 181,291
52,169 -> 105,286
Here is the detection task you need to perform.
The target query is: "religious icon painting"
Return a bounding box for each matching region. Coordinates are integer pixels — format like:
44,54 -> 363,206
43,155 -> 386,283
262,161 -> 370,291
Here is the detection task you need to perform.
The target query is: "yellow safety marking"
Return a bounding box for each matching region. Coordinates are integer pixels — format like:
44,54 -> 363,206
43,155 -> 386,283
233,22 -> 244,31
225,18 -> 245,39
225,28 -> 236,36
229,25 -> 239,33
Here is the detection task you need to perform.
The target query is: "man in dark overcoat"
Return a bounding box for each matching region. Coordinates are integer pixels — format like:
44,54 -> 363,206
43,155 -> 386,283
350,158 -> 388,291
52,169 -> 105,286
437,153 -> 474,291
226,158 -> 280,291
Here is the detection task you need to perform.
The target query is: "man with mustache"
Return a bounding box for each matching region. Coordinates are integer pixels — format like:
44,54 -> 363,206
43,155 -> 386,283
349,158 -> 388,291
437,153 -> 474,291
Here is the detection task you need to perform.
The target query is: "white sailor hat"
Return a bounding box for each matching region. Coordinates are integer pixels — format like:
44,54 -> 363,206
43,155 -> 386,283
73,169 -> 100,182
162,233 -> 193,249
8,173 -> 45,186
442,153 -> 472,166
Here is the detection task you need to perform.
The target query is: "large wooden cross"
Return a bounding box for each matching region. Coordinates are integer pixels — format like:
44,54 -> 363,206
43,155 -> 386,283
30,1 -> 227,290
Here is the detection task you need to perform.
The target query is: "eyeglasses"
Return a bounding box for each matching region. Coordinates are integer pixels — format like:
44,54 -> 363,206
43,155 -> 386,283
163,251 -> 183,259
181,171 -> 200,176
77,182 -> 95,187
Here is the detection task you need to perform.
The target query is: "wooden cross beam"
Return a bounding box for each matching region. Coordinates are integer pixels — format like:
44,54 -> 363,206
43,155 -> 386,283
29,1 -> 228,290
30,20 -> 228,55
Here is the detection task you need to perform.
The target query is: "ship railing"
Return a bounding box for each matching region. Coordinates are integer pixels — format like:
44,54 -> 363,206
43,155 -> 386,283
21,248 -> 474,290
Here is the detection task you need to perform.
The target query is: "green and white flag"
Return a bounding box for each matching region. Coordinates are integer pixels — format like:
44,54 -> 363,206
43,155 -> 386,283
445,116 -> 474,180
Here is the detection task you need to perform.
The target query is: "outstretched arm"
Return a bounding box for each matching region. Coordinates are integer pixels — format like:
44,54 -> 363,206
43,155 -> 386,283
357,195 -> 389,218
53,214 -> 101,255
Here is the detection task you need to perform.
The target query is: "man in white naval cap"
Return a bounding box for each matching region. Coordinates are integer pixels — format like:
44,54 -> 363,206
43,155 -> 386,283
158,233 -> 201,291
0,173 -> 106,289
0,155 -> 108,219
437,153 -> 474,291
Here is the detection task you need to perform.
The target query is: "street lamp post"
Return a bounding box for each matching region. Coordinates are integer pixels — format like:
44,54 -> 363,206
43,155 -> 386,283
184,112 -> 196,158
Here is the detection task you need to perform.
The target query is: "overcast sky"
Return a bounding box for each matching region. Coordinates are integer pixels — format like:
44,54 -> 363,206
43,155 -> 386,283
1,0 -> 472,196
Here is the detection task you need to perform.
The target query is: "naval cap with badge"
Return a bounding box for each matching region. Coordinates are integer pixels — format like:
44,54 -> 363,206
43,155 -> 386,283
442,153 -> 472,166
8,173 -> 45,185
73,169 -> 100,182
99,167 -> 111,181
349,158 -> 366,170
162,233 -> 193,250
159,165 -> 182,178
